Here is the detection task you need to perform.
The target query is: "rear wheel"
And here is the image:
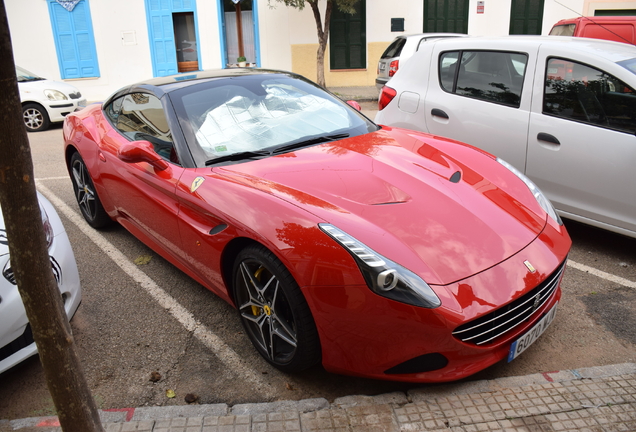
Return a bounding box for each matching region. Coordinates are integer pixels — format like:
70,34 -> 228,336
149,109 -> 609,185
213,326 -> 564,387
232,244 -> 321,372
70,152 -> 111,228
22,103 -> 50,132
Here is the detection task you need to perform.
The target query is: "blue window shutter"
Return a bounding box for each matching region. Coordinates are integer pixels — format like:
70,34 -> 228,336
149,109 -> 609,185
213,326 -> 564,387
48,0 -> 100,79
146,0 -> 178,77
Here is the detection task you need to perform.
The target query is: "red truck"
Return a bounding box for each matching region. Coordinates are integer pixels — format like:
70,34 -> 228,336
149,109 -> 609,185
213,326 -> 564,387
549,16 -> 636,45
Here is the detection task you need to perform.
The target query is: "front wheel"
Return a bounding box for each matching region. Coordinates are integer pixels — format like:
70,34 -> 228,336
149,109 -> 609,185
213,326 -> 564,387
22,103 -> 50,132
70,152 -> 112,228
232,244 -> 321,372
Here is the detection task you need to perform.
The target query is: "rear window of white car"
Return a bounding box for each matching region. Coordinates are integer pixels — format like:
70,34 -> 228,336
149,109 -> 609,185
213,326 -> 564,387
439,50 -> 528,108
381,38 -> 406,59
543,57 -> 636,134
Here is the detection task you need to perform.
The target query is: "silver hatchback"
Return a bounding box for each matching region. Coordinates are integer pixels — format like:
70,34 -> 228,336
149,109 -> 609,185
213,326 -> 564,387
376,33 -> 465,90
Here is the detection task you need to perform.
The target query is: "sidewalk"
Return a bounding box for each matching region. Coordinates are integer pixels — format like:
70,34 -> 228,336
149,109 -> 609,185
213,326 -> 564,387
3,363 -> 635,432
328,86 -> 379,103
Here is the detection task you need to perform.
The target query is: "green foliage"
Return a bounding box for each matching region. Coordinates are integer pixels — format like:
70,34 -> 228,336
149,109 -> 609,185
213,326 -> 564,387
269,0 -> 359,14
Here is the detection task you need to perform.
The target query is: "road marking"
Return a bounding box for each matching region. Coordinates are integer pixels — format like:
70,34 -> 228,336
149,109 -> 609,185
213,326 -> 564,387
38,176 -> 69,181
36,181 -> 275,398
567,259 -> 636,289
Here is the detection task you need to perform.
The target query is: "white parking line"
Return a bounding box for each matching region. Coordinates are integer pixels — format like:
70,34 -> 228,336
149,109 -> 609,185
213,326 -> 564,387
35,181 -> 275,398
567,259 -> 636,289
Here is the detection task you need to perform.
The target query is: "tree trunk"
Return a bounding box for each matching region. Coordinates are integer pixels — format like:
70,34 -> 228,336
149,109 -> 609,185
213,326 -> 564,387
309,0 -> 332,88
0,2 -> 104,431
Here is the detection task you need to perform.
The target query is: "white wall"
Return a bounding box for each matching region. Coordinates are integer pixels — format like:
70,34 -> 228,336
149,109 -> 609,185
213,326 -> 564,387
467,0 -> 513,36
196,0 -> 223,71
366,2 -> 424,43
255,0 -> 293,70
6,0 -> 60,81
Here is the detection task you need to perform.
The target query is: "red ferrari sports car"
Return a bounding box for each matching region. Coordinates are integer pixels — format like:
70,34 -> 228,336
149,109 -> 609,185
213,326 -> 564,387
63,69 -> 571,382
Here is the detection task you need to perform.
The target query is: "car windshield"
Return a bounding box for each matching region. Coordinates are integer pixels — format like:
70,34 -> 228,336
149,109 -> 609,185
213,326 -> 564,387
170,74 -> 378,166
549,24 -> 576,36
618,58 -> 636,75
16,66 -> 45,82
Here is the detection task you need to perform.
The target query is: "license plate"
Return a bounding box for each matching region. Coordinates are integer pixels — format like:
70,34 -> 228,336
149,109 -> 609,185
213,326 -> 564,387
507,302 -> 558,362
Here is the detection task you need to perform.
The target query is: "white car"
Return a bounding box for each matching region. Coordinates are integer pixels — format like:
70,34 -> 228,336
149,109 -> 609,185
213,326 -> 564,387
17,66 -> 87,132
376,33 -> 466,90
375,36 -> 636,239
0,192 -> 82,374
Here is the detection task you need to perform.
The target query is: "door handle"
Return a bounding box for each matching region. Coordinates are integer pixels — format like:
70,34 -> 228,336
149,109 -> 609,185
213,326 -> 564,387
431,108 -> 449,119
537,133 -> 560,145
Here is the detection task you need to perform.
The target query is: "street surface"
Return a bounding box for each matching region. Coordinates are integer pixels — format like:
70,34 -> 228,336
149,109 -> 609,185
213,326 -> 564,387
0,111 -> 635,421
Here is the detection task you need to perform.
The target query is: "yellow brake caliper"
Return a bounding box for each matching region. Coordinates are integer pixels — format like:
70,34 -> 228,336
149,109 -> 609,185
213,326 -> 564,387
251,267 -> 265,316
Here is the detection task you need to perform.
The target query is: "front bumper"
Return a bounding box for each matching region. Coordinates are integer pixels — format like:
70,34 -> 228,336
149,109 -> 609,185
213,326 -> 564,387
0,204 -> 82,375
302,221 -> 570,383
44,98 -> 87,123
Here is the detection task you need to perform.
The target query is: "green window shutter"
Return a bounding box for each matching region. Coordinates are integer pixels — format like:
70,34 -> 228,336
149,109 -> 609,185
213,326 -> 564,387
330,0 -> 366,70
509,0 -> 545,35
423,0 -> 468,33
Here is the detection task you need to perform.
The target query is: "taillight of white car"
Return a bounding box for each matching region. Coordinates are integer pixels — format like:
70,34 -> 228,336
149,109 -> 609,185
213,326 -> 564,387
378,86 -> 397,111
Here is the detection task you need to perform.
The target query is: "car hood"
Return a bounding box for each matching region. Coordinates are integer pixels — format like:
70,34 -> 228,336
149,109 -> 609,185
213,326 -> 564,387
18,78 -> 80,100
216,128 -> 546,285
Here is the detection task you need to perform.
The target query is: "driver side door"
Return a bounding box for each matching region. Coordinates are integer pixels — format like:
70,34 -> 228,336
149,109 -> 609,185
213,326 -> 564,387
100,92 -> 187,259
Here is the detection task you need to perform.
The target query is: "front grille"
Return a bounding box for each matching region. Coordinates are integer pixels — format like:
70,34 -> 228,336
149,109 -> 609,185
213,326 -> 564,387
452,260 -> 566,345
3,256 -> 62,286
0,324 -> 34,362
68,92 -> 82,99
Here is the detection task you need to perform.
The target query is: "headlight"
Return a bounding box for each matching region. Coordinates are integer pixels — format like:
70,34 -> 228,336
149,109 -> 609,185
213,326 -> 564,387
497,158 -> 563,226
319,224 -> 441,308
40,206 -> 54,249
44,89 -> 68,101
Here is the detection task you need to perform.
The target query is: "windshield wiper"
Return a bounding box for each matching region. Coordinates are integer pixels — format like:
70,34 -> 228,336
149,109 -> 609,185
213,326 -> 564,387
270,133 -> 350,154
205,150 -> 271,166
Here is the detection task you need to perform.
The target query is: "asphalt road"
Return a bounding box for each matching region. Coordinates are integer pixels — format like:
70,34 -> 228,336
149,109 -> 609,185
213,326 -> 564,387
0,117 -> 634,421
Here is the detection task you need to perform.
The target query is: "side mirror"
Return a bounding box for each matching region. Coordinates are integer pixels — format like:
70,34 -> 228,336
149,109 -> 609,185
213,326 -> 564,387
347,100 -> 362,111
118,140 -> 169,171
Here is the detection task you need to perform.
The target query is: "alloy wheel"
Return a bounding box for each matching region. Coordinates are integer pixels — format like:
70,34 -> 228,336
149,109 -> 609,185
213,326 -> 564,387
72,158 -> 99,221
236,259 -> 298,365
23,108 -> 44,130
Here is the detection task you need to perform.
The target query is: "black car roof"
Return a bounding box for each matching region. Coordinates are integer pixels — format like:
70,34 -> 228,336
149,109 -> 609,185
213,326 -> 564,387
107,68 -> 299,102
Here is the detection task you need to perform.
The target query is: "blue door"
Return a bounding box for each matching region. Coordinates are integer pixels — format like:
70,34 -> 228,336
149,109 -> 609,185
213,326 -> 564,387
146,0 -> 178,77
48,0 -> 100,79
146,0 -> 201,77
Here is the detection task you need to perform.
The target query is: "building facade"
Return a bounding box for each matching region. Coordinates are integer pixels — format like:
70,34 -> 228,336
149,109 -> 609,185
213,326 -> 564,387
6,0 -> 634,101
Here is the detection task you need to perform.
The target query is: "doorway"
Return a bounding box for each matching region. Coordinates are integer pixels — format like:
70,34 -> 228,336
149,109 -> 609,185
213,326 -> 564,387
220,0 -> 259,67
145,0 -> 201,77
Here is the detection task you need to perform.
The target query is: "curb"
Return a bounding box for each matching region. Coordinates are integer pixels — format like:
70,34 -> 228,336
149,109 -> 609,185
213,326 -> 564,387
6,362 -> 635,430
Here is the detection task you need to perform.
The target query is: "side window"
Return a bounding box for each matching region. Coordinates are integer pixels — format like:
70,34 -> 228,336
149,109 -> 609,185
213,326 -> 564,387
544,58 -> 636,134
104,96 -> 124,125
115,93 -> 178,164
439,50 -> 528,108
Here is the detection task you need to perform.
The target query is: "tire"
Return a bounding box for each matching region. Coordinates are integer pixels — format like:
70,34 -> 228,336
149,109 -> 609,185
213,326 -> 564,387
232,244 -> 321,372
70,152 -> 112,228
22,103 -> 51,132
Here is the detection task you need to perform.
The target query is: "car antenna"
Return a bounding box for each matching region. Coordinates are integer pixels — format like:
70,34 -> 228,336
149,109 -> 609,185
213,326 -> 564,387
553,0 -> 634,46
